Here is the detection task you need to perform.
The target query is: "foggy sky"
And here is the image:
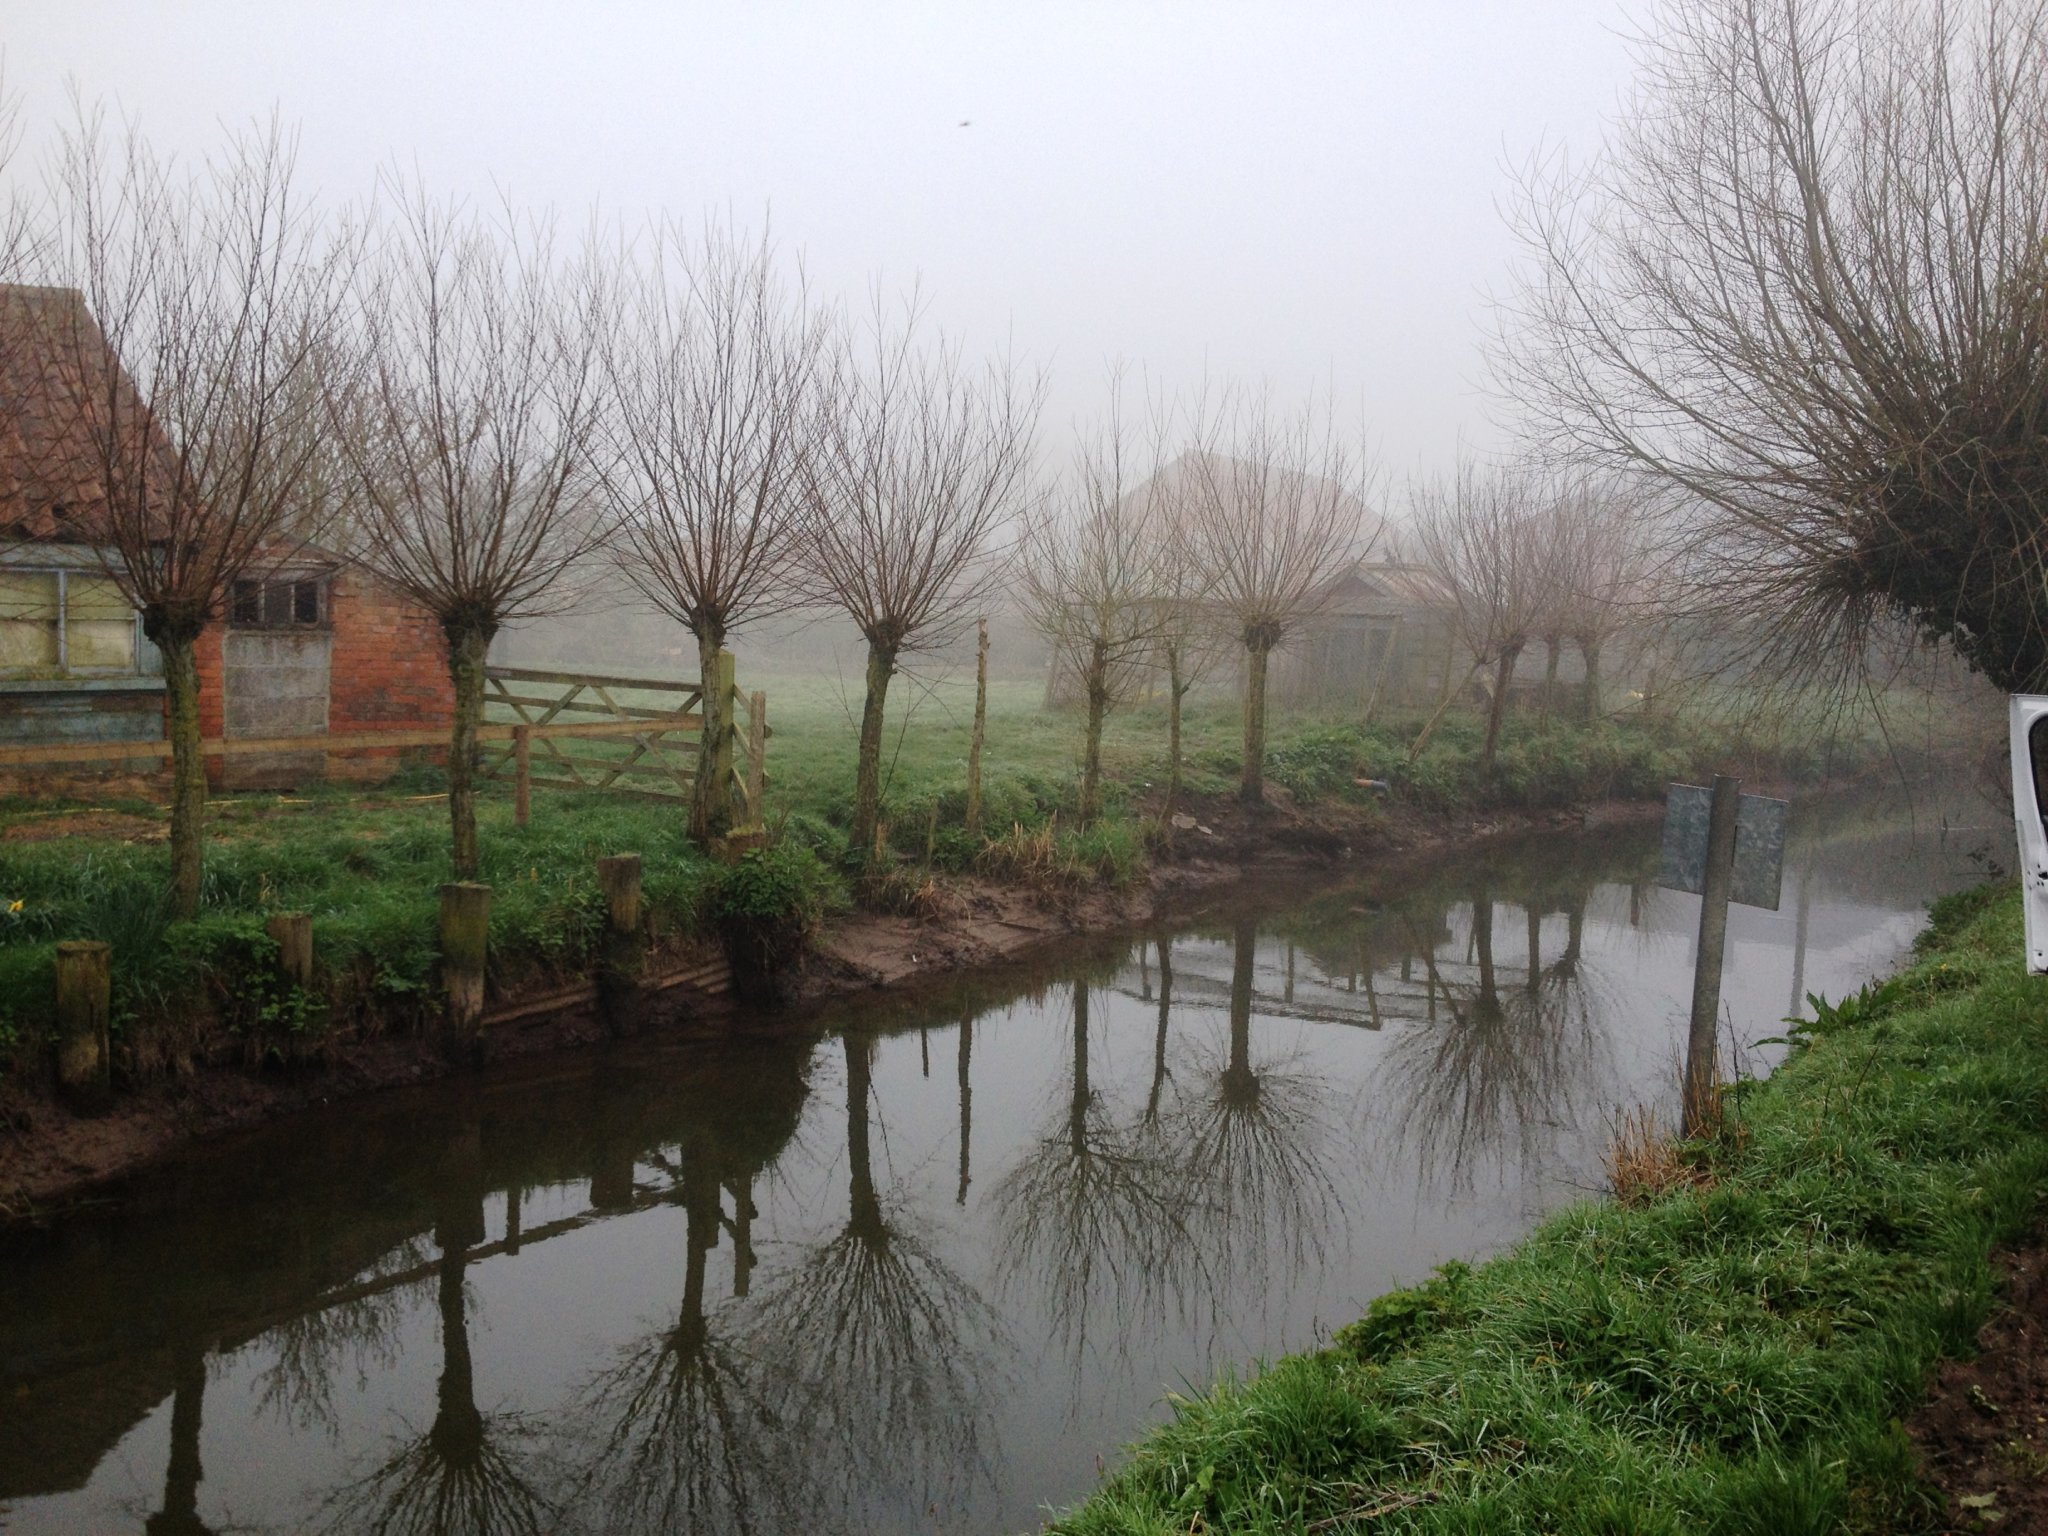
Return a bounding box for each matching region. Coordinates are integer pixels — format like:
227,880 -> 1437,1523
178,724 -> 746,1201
5,2 -> 1638,481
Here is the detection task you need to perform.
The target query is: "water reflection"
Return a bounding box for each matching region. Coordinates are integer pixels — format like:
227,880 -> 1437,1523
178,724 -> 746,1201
0,790 -> 2001,1535
319,1111 -> 553,1536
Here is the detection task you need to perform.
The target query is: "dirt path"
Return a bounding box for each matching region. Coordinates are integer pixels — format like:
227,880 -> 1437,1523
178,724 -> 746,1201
1910,1242 -> 2048,1533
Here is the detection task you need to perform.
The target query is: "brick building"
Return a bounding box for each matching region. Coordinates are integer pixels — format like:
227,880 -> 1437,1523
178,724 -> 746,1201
0,283 -> 453,790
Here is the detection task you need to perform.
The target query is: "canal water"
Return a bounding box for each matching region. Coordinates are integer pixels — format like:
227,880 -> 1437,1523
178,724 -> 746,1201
0,790 -> 2008,1535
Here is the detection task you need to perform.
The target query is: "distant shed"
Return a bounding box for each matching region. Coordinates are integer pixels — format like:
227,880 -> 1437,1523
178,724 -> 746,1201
0,283 -> 453,789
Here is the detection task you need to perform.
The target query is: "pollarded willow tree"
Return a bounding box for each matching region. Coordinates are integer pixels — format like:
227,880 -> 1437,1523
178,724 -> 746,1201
1501,0 -> 2048,693
330,183 -> 611,879
1018,392 -> 1169,826
801,299 -> 1040,863
1170,393 -> 1373,805
604,221 -> 829,844
30,106 -> 347,916
1409,456 -> 1551,768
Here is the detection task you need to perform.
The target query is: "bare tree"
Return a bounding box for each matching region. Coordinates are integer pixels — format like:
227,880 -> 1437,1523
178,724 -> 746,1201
1171,392 -> 1372,805
1501,0 -> 2048,693
330,182 -> 610,878
1552,475 -> 1660,720
1409,455 -> 1549,767
1146,501 -> 1228,822
800,299 -> 1040,862
31,105 -> 345,915
1018,389 -> 1167,826
604,221 -> 826,843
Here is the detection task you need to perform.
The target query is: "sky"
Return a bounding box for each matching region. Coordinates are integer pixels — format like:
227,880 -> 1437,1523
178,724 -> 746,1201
4,2 -> 1641,487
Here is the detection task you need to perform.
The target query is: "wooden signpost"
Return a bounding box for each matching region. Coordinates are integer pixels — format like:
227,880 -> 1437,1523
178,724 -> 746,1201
1657,776 -> 1789,1135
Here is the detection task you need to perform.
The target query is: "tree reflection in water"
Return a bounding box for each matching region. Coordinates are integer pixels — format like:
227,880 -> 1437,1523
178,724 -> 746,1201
565,1121 -> 802,1536
991,971 -> 1205,1375
744,1031 -> 1004,1529
1387,884 -> 1608,1192
318,1111 -> 553,1536
1163,917 -> 1344,1291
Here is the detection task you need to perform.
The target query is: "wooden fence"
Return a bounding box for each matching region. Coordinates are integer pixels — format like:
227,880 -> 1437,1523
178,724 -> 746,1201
479,658 -> 766,823
0,657 -> 768,827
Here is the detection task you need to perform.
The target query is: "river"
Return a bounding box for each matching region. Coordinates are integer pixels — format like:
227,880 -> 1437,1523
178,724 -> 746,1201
0,788 -> 2008,1534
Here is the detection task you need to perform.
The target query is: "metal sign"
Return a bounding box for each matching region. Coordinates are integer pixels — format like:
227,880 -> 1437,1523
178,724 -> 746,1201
1656,783 -> 1790,911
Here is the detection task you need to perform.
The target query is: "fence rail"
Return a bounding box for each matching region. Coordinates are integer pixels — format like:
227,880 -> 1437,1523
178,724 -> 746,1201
0,659 -> 768,826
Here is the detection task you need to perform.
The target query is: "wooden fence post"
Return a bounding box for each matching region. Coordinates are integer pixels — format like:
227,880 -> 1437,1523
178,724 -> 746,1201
966,618 -> 988,837
595,853 -> 646,1032
597,854 -> 642,935
54,940 -> 112,1111
265,913 -> 314,989
746,689 -> 766,828
439,882 -> 491,1054
513,724 -> 532,828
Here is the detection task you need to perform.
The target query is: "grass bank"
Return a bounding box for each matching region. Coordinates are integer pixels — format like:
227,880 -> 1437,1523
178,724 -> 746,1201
1044,882 -> 2042,1535
0,674 -> 1846,1083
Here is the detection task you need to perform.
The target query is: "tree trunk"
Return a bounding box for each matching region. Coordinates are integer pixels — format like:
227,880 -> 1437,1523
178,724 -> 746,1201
159,632 -> 207,919
1580,637 -> 1602,722
1539,638 -> 1561,728
444,621 -> 494,881
690,627 -> 730,845
1223,917 -> 1257,1102
1164,644 -> 1186,820
851,639 -> 896,862
1079,642 -> 1109,826
1481,642 -> 1521,768
1069,979 -> 1090,1155
1241,638 -> 1272,805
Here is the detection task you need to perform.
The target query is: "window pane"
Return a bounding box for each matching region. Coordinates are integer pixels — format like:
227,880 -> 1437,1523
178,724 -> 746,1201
0,572 -> 59,671
232,580 -> 261,626
293,580 -> 320,624
67,574 -> 132,622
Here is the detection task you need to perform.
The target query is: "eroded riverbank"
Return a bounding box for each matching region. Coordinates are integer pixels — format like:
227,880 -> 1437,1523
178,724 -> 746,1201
0,790 -> 1638,1217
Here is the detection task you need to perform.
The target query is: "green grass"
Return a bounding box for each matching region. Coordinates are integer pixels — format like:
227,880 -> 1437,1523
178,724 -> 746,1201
1041,883 -> 2042,1534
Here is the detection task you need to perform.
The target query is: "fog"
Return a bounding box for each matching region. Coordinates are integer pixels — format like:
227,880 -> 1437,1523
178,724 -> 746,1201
7,1 -> 1636,477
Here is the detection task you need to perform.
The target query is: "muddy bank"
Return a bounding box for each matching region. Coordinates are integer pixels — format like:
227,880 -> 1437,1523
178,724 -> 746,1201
0,788 -> 1654,1221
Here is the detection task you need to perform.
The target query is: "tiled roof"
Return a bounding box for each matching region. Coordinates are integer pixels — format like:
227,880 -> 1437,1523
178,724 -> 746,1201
0,285 -> 171,544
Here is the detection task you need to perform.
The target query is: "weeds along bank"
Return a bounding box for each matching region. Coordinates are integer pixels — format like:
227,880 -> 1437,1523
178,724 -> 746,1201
0,693 -> 1861,1098
1043,884 -> 2043,1535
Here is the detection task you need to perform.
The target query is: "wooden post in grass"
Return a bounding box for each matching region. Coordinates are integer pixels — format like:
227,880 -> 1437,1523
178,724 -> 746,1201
746,690 -> 767,828
265,913 -> 314,989
1682,774 -> 1740,1137
439,882 -> 491,1052
597,854 -> 642,935
595,854 -> 646,1032
53,940 -> 112,1111
965,618 -> 988,838
513,724 -> 532,828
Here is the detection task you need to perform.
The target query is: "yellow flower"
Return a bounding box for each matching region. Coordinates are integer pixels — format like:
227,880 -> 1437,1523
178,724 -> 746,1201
6,900 -> 21,914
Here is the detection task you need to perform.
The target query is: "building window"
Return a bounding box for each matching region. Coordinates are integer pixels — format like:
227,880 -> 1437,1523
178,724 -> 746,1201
0,569 -> 141,677
230,577 -> 326,630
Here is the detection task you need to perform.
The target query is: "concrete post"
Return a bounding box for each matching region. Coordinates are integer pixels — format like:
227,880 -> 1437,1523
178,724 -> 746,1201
54,939 -> 112,1111
265,912 -> 314,989
1683,773 -> 1740,1137
439,882 -> 491,1051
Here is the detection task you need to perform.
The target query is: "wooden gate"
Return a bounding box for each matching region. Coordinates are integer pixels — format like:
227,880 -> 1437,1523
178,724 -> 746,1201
480,660 -> 765,821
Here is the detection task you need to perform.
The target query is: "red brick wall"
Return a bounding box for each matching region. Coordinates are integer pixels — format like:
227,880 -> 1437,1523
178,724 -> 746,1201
325,569 -> 453,732
184,567 -> 453,785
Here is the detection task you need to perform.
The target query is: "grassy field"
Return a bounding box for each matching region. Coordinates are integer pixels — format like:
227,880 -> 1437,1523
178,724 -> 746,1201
1041,883 -> 2042,1535
0,671 -> 1858,1076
